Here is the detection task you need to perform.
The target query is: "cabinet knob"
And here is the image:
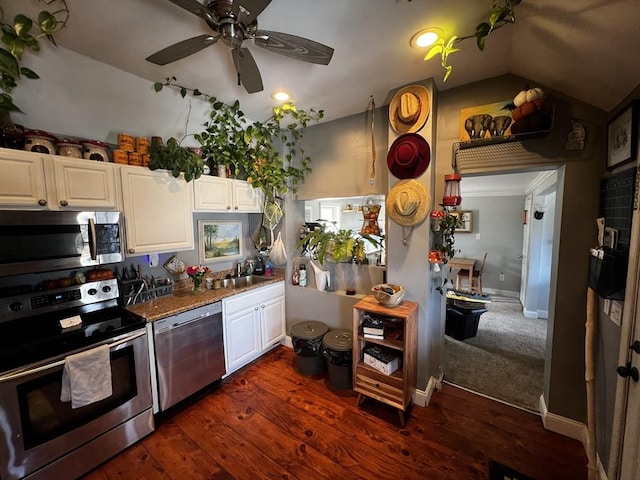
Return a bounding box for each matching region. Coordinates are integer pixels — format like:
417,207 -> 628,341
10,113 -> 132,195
234,206 -> 239,210
38,199 -> 47,206
128,248 -> 136,254
261,304 -> 265,308
59,200 -> 68,207
254,306 -> 259,311
226,206 -> 231,210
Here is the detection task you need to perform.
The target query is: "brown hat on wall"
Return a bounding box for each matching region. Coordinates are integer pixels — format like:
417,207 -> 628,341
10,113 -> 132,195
389,85 -> 430,134
387,133 -> 430,179
386,179 -> 430,227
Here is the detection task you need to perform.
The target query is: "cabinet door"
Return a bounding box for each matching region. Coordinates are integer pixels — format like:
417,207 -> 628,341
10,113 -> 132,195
231,179 -> 263,212
52,157 -> 118,210
0,149 -> 48,208
260,295 -> 285,348
224,306 -> 261,373
193,176 -> 233,212
120,166 -> 194,255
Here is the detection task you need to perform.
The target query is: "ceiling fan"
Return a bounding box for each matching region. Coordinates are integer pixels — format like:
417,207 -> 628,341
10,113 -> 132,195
146,0 -> 334,94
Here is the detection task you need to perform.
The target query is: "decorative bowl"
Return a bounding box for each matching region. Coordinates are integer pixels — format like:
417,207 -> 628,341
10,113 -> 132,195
371,283 -> 405,307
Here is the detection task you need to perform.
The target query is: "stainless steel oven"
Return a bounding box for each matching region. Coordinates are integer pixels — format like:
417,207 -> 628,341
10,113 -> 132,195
0,279 -> 154,480
0,210 -> 124,277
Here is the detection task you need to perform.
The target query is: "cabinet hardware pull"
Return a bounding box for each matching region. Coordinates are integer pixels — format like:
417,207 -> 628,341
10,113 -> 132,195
38,199 -> 47,206
234,206 -> 239,210
59,200 -> 68,207
226,206 -> 231,210
128,248 -> 136,254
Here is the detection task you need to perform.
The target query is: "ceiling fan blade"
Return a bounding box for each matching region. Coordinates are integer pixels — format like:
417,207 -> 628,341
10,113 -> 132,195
254,30 -> 334,65
146,34 -> 218,65
231,47 -> 263,93
168,0 -> 211,21
237,0 -> 271,24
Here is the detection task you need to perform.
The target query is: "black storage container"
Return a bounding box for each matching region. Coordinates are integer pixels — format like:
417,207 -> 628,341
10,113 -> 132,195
322,329 -> 353,389
445,304 -> 487,341
291,321 -> 329,375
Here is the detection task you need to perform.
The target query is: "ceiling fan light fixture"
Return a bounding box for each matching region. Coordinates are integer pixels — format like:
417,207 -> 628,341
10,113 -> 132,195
272,90 -> 291,102
410,28 -> 442,49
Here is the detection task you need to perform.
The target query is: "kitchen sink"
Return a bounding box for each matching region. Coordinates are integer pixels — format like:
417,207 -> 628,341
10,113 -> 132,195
222,275 -> 273,290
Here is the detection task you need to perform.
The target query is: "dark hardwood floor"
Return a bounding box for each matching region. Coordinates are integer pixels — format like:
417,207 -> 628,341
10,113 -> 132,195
83,346 -> 587,480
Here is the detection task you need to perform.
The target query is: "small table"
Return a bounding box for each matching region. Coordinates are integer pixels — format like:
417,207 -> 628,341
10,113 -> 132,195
446,257 -> 475,291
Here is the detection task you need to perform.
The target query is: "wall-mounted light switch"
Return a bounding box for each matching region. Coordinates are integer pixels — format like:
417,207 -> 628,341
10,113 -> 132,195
475,234 -> 481,240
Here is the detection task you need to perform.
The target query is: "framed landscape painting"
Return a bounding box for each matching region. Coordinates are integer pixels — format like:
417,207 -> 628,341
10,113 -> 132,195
199,220 -> 243,263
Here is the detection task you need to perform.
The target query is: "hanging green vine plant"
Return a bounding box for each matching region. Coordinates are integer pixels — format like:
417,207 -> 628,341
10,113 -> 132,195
424,0 -> 521,82
153,77 -> 323,201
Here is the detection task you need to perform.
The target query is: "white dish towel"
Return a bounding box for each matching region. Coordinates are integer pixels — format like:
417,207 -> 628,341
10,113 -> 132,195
60,344 -> 113,409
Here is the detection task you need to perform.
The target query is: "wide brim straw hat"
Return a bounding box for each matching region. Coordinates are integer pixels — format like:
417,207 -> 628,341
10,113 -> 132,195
387,133 -> 430,179
386,179 -> 430,227
388,85 -> 430,134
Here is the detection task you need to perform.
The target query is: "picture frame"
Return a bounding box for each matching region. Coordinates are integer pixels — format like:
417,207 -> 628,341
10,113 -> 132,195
198,220 -> 243,264
607,101 -> 638,170
451,210 -> 473,233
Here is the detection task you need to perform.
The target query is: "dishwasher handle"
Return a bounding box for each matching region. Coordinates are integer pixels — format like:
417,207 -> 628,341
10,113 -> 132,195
153,302 -> 222,334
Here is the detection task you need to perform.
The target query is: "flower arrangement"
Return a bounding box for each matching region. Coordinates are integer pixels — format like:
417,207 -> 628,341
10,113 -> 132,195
186,265 -> 210,292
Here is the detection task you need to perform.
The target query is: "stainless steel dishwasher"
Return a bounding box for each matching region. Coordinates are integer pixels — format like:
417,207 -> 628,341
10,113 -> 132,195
152,302 -> 225,411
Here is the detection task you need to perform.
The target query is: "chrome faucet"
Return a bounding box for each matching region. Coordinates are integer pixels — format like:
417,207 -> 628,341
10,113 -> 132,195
236,262 -> 243,277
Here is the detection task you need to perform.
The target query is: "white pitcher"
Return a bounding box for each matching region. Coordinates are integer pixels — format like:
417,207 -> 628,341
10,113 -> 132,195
309,260 -> 330,291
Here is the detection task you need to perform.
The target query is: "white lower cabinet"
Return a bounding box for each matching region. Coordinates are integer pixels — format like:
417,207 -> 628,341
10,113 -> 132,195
222,281 -> 285,374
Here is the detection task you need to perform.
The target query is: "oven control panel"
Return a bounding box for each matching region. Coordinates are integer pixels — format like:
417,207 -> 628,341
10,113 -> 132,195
0,279 -> 119,323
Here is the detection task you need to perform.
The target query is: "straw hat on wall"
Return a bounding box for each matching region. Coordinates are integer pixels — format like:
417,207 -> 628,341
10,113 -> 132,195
388,85 -> 430,134
386,179 -> 430,227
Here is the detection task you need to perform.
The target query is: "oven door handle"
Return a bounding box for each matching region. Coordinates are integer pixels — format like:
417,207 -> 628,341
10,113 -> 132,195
0,329 -> 146,383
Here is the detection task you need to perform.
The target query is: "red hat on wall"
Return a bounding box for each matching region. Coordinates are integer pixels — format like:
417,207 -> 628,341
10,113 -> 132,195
386,133 -> 430,179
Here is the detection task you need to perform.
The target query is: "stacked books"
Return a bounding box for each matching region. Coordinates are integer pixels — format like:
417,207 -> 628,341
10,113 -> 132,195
363,345 -> 401,375
362,314 -> 384,339
361,313 -> 403,341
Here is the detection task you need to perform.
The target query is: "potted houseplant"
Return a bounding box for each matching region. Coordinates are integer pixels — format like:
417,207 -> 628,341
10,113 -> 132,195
0,1 -> 69,147
153,78 -> 322,197
429,210 -> 457,264
148,137 -> 204,182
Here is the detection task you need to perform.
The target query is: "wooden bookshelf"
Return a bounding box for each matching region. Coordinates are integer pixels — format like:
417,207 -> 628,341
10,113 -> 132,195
352,295 -> 418,426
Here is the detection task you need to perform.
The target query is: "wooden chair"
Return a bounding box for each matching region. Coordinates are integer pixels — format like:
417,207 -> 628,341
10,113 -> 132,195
456,253 -> 487,293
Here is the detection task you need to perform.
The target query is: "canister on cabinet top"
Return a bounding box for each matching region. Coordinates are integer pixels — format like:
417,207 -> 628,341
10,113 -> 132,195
118,133 -> 134,152
112,149 -> 129,164
135,137 -> 150,154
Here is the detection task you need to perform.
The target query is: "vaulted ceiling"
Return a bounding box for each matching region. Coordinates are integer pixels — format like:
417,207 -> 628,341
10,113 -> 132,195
20,0 -> 640,122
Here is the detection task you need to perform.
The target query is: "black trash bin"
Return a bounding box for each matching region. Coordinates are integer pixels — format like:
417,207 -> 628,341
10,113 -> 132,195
322,329 -> 353,389
291,321 -> 329,375
445,304 -> 488,340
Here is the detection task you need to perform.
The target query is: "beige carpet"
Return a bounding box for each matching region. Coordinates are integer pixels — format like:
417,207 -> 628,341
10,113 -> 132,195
443,295 -> 546,412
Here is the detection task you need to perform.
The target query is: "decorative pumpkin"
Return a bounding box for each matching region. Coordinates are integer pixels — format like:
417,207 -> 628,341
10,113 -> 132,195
513,87 -> 545,107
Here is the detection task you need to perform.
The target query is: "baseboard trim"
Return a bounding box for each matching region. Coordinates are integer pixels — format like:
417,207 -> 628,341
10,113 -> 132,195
523,309 -> 539,318
597,453 -> 608,480
482,287 -> 519,297
414,375 -> 441,407
539,394 -> 587,442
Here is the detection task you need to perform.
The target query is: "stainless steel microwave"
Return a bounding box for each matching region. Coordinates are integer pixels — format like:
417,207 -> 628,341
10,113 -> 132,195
0,210 -> 124,276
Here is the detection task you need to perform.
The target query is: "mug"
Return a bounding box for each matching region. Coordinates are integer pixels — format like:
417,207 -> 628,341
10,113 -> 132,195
206,278 -> 214,290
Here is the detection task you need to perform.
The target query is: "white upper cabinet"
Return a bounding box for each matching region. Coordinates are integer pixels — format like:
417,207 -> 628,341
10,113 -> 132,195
194,176 -> 263,213
0,148 -> 118,210
120,166 -> 194,256
51,157 -> 119,210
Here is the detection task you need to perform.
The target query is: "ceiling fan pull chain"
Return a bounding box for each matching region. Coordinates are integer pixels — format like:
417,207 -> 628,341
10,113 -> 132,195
369,95 -> 376,186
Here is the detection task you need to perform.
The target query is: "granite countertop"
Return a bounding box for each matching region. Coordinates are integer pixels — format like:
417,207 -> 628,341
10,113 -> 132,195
126,274 -> 285,322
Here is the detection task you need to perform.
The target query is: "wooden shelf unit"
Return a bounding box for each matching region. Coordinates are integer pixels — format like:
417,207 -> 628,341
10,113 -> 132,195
352,295 -> 418,426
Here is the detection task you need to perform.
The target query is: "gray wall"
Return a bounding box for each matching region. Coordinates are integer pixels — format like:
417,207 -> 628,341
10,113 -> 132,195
453,195 -> 525,294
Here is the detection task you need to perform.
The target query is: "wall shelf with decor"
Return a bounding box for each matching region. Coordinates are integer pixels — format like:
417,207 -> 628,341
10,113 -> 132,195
452,104 -> 557,173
